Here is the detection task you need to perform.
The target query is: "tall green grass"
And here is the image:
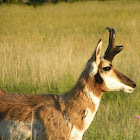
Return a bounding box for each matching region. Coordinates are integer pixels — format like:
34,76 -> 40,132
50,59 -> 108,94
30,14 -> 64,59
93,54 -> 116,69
0,1 -> 140,139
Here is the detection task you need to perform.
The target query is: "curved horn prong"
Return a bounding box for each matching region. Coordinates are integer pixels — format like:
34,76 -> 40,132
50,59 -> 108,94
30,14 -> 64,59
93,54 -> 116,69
104,27 -> 124,62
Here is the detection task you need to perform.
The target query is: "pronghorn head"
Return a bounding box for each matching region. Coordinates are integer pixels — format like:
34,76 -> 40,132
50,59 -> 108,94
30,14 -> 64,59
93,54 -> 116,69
86,27 -> 136,93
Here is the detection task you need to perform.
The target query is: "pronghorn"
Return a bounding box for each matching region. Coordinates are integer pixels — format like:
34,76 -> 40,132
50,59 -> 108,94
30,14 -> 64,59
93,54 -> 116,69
0,28 -> 136,140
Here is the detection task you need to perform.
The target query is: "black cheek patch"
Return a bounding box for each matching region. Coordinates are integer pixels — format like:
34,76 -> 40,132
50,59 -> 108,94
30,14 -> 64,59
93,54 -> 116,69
94,72 -> 103,84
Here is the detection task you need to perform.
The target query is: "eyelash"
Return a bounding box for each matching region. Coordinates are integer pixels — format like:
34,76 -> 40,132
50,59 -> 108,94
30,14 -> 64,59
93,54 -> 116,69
103,66 -> 111,71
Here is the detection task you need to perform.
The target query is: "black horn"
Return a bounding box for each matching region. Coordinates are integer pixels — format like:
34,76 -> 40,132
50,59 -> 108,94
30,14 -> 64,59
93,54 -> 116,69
104,27 -> 124,62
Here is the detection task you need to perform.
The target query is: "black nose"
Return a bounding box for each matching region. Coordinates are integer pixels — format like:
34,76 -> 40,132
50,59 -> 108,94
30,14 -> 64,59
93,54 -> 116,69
133,83 -> 136,88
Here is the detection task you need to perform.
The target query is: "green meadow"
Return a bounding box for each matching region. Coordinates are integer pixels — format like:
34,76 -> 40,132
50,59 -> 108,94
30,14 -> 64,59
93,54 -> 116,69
0,1 -> 140,139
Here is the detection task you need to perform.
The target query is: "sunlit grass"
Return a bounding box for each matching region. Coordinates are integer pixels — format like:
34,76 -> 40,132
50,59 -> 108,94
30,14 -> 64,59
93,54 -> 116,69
0,1 -> 140,139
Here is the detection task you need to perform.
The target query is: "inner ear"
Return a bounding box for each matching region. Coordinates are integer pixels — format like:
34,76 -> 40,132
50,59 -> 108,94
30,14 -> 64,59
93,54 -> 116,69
91,39 -> 102,63
96,39 -> 102,59
89,39 -> 102,76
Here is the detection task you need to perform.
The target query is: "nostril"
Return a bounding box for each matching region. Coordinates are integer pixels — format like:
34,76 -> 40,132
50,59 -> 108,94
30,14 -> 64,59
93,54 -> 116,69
133,83 -> 136,88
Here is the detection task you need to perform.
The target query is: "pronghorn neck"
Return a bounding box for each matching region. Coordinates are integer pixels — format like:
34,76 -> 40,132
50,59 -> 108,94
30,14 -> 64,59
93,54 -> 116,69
62,70 -> 103,138
64,70 -> 103,103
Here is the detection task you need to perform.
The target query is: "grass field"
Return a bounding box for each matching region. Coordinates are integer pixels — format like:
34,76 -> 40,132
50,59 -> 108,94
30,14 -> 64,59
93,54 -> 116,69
0,1 -> 140,139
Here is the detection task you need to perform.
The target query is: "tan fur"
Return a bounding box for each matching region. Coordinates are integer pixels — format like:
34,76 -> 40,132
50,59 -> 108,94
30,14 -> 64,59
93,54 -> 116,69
0,91 -> 71,139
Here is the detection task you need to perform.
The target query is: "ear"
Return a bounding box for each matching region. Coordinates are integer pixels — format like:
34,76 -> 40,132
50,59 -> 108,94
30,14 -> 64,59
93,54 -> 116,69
91,39 -> 102,64
90,39 -> 102,75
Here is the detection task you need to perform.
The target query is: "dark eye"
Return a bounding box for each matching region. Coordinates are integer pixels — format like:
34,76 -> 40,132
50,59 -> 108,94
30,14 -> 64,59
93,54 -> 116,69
103,66 -> 111,71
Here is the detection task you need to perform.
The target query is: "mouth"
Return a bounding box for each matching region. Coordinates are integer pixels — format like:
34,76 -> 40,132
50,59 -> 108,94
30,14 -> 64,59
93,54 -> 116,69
123,88 -> 135,93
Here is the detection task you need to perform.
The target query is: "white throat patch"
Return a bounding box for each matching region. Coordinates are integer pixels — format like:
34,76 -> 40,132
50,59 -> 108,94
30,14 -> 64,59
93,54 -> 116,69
83,88 -> 101,106
83,89 -> 101,130
69,89 -> 101,140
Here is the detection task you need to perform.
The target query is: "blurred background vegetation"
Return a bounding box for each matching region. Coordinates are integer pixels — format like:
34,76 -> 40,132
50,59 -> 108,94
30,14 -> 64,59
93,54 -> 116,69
0,0 -> 129,6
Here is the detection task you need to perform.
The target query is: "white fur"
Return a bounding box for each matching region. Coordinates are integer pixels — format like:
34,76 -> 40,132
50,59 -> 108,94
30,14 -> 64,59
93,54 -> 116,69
70,126 -> 83,140
83,88 -> 100,130
0,120 -> 43,140
90,62 -> 99,76
101,74 -> 135,93
83,108 -> 96,131
69,109 -> 95,140
84,88 -> 101,106
69,108 -> 98,140
69,89 -> 101,140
